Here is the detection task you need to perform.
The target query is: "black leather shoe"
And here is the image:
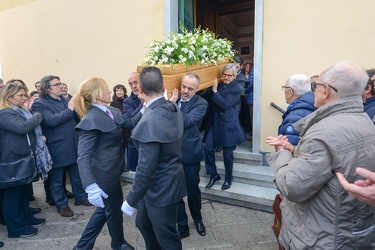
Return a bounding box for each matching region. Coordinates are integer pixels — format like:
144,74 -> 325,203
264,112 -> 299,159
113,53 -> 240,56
0,241 -> 4,248
30,207 -> 41,214
205,174 -> 221,188
31,218 -> 46,228
72,247 -> 82,250
195,221 -> 206,236
65,190 -> 74,199
45,197 -> 55,206
221,181 -> 232,190
179,230 -> 190,239
111,241 -> 135,250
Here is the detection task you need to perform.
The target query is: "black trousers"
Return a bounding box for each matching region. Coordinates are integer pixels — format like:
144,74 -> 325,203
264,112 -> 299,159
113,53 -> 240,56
177,162 -> 202,233
136,200 -> 181,250
204,126 -> 236,182
76,180 -> 125,249
3,184 -> 34,237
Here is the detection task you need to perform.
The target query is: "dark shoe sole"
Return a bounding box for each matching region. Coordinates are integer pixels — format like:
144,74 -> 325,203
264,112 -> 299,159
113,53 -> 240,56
31,219 -> 46,228
9,228 -> 38,238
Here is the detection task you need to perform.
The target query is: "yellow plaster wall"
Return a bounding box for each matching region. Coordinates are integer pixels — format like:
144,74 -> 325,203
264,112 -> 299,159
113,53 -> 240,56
261,0 -> 375,152
0,0 -> 164,95
0,0 -> 37,12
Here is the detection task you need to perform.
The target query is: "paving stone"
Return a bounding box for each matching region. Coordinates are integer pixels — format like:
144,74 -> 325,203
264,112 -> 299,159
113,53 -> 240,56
0,179 -> 278,249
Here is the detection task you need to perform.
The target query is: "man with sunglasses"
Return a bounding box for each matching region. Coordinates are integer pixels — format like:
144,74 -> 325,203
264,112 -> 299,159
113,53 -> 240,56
32,75 -> 90,218
266,62 -> 375,249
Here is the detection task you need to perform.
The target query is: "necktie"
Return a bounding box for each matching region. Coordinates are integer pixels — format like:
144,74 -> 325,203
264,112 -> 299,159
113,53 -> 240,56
180,101 -> 186,110
106,108 -> 114,120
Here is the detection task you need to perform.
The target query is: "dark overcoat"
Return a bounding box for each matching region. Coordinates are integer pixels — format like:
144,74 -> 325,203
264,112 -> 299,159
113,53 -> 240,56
204,81 -> 247,147
32,96 -> 79,168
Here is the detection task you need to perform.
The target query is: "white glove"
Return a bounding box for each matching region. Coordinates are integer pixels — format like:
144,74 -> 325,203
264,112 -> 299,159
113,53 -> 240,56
121,200 -> 135,216
85,183 -> 108,208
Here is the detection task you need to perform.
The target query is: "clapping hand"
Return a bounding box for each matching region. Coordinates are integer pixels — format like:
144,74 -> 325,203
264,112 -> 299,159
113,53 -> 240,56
266,135 -> 295,154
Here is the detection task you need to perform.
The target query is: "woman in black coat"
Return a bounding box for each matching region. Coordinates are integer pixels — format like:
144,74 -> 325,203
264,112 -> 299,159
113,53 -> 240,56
0,84 -> 46,238
72,78 -> 143,250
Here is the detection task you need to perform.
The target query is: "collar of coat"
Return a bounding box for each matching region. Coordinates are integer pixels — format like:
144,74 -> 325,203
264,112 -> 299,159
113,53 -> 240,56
293,95 -> 364,138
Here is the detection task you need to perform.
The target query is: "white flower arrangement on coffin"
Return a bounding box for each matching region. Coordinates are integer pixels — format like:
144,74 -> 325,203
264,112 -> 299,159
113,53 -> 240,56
142,24 -> 235,67
138,24 -> 236,98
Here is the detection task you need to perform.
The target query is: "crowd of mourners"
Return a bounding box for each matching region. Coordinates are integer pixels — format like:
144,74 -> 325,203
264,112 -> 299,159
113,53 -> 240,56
0,58 -> 374,250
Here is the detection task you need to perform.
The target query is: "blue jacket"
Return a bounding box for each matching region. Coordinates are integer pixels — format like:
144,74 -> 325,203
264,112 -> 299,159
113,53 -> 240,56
179,94 -> 207,165
204,81 -> 247,147
244,67 -> 254,104
278,91 -> 315,146
364,96 -> 375,123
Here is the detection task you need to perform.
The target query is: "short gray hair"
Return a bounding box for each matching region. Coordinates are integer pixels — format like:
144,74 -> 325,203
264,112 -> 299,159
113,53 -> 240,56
285,74 -> 310,97
320,61 -> 369,98
222,63 -> 236,75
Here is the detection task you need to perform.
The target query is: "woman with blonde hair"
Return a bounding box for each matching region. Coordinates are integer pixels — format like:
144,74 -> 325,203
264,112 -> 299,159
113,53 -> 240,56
72,77 -> 143,250
0,83 -> 47,239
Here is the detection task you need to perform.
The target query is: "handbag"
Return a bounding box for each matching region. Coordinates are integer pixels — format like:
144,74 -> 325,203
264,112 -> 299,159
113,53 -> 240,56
272,193 -> 285,250
0,134 -> 38,189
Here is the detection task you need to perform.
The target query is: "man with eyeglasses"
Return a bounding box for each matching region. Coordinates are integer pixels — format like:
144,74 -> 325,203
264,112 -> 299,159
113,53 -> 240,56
278,74 -> 315,146
32,75 -> 91,218
266,62 -> 375,249
123,72 -> 144,171
204,64 -> 247,191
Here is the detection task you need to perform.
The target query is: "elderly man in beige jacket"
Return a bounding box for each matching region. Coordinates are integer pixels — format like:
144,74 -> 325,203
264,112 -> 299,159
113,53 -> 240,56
266,61 -> 375,249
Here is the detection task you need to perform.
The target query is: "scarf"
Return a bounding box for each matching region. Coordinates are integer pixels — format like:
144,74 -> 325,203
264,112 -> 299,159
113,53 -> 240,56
12,105 -> 52,180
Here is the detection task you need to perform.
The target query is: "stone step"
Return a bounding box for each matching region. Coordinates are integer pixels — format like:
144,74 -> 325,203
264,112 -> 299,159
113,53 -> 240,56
199,176 -> 279,213
200,161 -> 275,188
214,146 -> 263,165
120,169 -> 279,213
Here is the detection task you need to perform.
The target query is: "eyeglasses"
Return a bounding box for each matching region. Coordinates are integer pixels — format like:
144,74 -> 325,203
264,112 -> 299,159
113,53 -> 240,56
222,74 -> 234,78
129,81 -> 138,86
50,82 -> 63,87
281,86 -> 293,91
311,82 -> 338,92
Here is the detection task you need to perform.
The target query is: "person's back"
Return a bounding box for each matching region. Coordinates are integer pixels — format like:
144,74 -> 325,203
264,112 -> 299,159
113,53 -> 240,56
124,66 -> 186,250
287,97 -> 375,248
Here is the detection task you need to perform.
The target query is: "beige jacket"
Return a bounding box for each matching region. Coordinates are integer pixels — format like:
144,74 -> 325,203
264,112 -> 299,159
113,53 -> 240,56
267,96 -> 375,249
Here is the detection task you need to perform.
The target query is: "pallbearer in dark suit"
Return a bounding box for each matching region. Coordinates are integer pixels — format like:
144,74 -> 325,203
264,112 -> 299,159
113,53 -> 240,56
122,66 -> 187,250
204,64 -> 247,191
170,73 -> 208,239
72,78 -> 143,250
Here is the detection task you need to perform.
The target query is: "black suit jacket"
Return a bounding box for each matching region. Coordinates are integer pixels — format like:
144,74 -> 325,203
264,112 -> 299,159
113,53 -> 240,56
126,97 -> 187,208
76,106 -> 142,188
179,94 -> 207,165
